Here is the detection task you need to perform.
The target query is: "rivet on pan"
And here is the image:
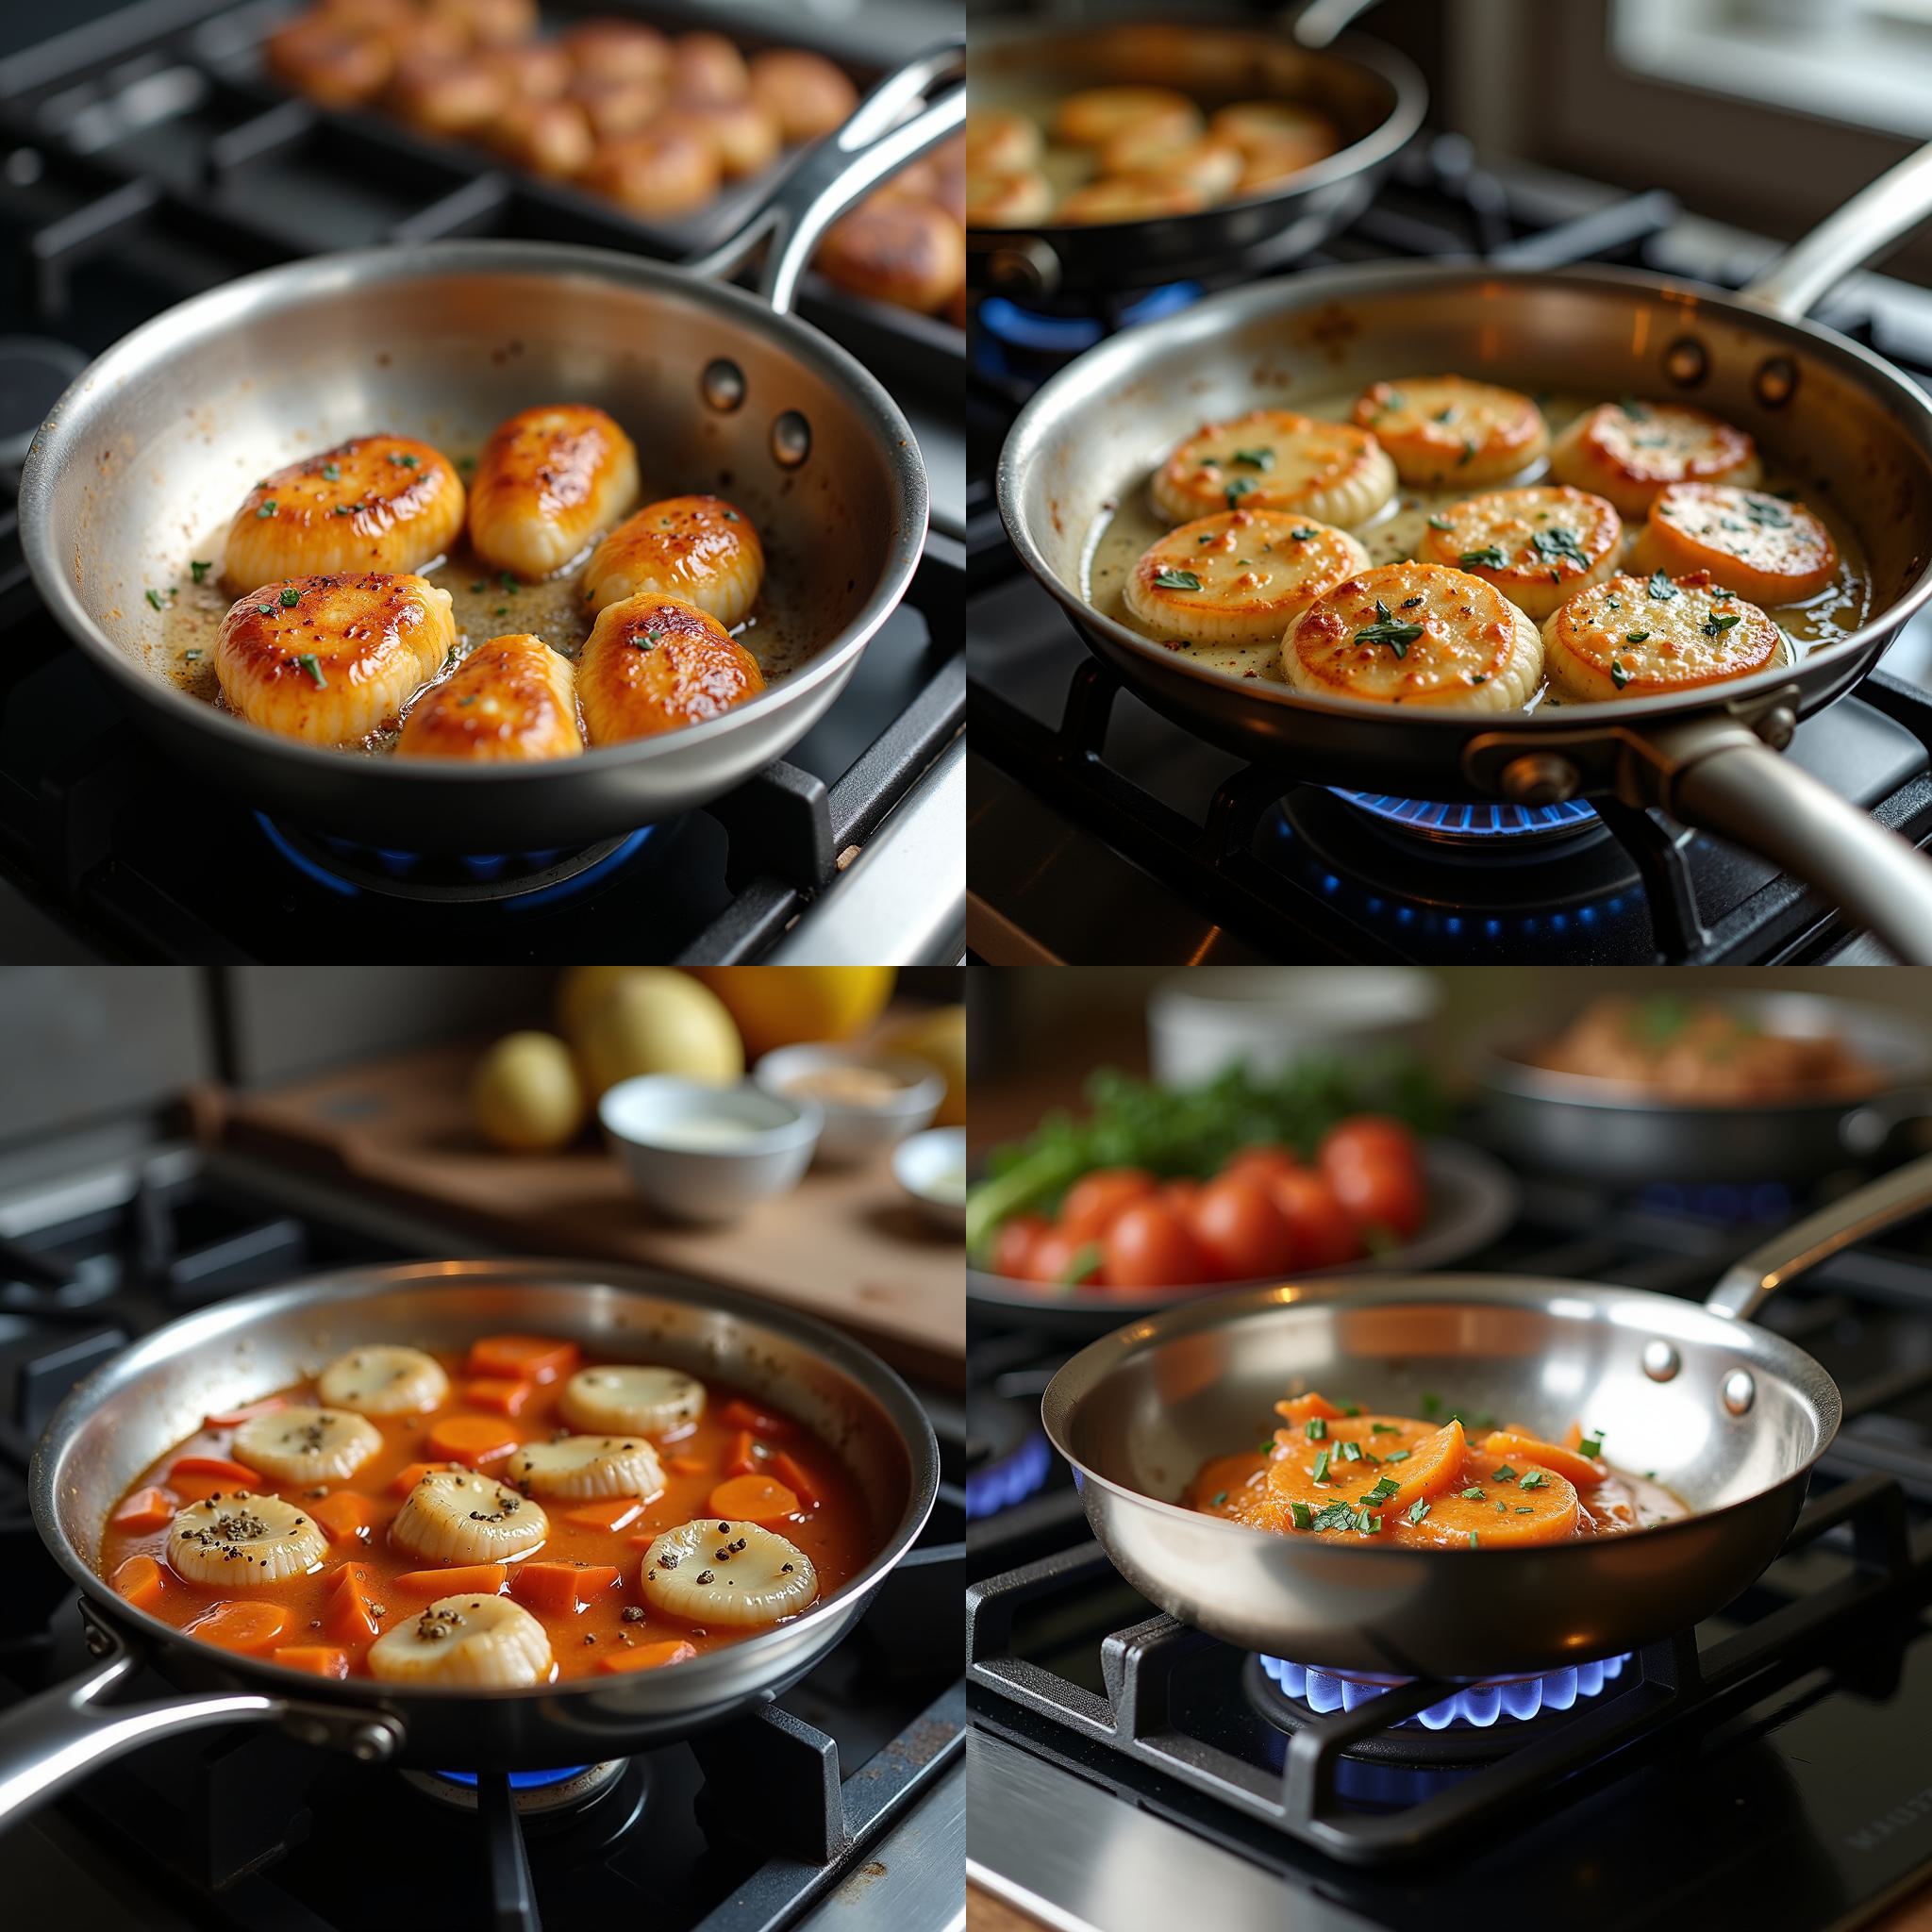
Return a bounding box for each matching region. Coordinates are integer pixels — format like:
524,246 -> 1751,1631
1641,1340 -> 1680,1382
351,1724 -> 395,1761
1722,1369 -> 1756,1416
1499,753 -> 1578,805
84,1625 -> 113,1657
1757,706 -> 1797,751
1663,337 -> 1707,387
700,358 -> 744,413
1755,356 -> 1799,408
771,409 -> 811,470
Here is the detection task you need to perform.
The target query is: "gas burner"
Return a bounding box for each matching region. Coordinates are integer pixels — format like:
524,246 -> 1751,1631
974,283 -> 1203,375
254,814 -> 659,908
968,1370 -> 1059,1521
1256,1652 -> 1632,1729
403,1757 -> 648,1833
967,1429 -> 1054,1521
1637,1180 -> 1794,1224
1328,789 -> 1605,849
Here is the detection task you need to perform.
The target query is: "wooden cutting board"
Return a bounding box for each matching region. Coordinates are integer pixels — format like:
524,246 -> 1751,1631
208,1038 -> 963,1384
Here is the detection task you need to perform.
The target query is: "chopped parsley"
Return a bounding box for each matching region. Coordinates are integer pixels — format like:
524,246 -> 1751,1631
1406,1498 -> 1431,1524
1532,525 -> 1590,567
1290,525 -> 1319,541
1289,1501 -> 1313,1529
1703,608 -> 1741,637
1624,630 -> 1650,643
295,653 -> 326,688
1340,1440 -> 1363,1462
1228,448 -> 1274,470
189,560 -> 212,584
1306,1418 -> 1328,1441
279,586 -> 301,608
1519,1471 -> 1548,1491
143,588 -> 163,610
1152,569 -> 1201,591
1426,513 -> 1454,530
1610,658 -> 1630,691
257,500 -> 276,518
1354,598 -> 1425,656
1459,1486 -> 1486,1501
1459,545 -> 1508,569
1311,1449 -> 1332,1485
1647,570 -> 1677,601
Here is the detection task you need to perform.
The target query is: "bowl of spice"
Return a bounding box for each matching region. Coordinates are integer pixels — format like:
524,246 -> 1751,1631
753,1046 -> 944,1165
600,1075 -> 823,1223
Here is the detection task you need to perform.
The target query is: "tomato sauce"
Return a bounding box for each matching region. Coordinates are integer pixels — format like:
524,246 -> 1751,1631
99,1341 -> 874,1682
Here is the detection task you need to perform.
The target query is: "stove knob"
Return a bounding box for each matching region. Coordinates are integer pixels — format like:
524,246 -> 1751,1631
1756,705 -> 1797,751
987,239 -> 1061,303
1498,753 -> 1579,806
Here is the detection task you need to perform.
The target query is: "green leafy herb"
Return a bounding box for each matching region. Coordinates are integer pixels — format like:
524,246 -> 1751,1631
1354,598 -> 1424,656
1468,1531 -> 1480,1548
257,500 -> 276,518
1703,608 -> 1741,637
1492,1464 -> 1518,1482
1152,569 -> 1202,591
1383,1450 -> 1411,1463
323,461 -> 340,481
1516,1506 -> 1534,1514
1459,546 -> 1508,570
1340,1440 -> 1363,1462
1610,658 -> 1630,691
1533,525 -> 1590,567
1625,630 -> 1650,643
390,450 -> 419,467
1361,1477 -> 1401,1505
1426,513 -> 1454,530
1306,1418 -> 1327,1441
1311,1449 -> 1332,1485
1459,1486 -> 1486,1501
1229,448 -> 1275,470
1211,1491 -> 1228,1507
255,604 -> 275,616
143,588 -> 163,610
1290,525 -> 1319,541
279,587 -> 301,608
1289,1501 -> 1313,1530
1406,1498 -> 1431,1524
190,560 -> 212,584
1647,570 -> 1677,601
295,652 -> 326,689
1371,1423 -> 1399,1435
1519,1471 -> 1547,1491
1577,1432 -> 1604,1458
1224,476 -> 1257,508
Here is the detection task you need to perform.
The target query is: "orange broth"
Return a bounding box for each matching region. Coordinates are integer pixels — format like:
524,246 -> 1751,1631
99,1341 -> 874,1682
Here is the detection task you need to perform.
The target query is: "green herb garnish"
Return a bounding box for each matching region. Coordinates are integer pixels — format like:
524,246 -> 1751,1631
1406,1498 -> 1430,1524
1153,569 -> 1202,591
1647,570 -> 1677,601
190,560 -> 212,584
295,652 -> 326,688
1459,546 -> 1508,570
1289,1501 -> 1313,1529
1229,448 -> 1274,470
1306,1418 -> 1327,1441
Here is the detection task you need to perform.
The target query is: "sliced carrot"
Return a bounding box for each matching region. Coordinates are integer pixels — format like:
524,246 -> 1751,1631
718,1398 -> 795,1439
391,1562 -> 508,1597
1391,1449 -> 1581,1548
1274,1391 -> 1343,1425
323,1562 -> 381,1643
204,1396 -> 288,1428
391,1459 -> 452,1495
112,1554 -> 166,1611
274,1644 -> 349,1679
187,1600 -> 291,1654
1261,1417 -> 1468,1526
426,1414 -> 519,1468
466,1334 -> 580,1385
112,1485 -> 180,1532
462,1376 -> 533,1416
1561,1421 -> 1584,1451
708,1474 -> 800,1523
599,1639 -> 698,1674
169,1455 -> 261,1488
667,1455 -> 709,1477
563,1497 -> 645,1533
510,1561 -> 620,1614
1480,1429 -> 1606,1489
308,1491 -> 380,1544
767,1452 -> 821,1510
723,1430 -> 760,1478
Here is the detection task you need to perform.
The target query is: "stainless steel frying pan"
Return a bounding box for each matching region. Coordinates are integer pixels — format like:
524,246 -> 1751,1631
1041,1153 -> 1932,1679
967,4 -> 1424,303
999,144 -> 1932,960
1474,990 -> 1932,1184
16,49 -> 960,854
0,1258 -> 938,1834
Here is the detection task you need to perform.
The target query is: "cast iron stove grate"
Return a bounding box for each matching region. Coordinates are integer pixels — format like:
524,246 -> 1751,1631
964,136 -> 1932,965
0,1145 -> 968,1930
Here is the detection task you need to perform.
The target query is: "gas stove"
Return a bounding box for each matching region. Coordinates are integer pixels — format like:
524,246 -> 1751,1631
965,1165 -> 1932,1929
0,0 -> 965,964
965,137 -> 1932,965
0,1133 -> 967,1931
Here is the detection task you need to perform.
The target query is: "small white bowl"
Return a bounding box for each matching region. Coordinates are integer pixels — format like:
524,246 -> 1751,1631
892,1126 -> 967,1234
754,1044 -> 945,1165
599,1075 -> 823,1224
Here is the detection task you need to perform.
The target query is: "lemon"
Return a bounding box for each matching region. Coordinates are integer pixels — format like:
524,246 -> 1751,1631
555,965 -> 641,1046
575,970 -> 743,1099
472,1032 -> 586,1151
691,967 -> 895,1059
876,1004 -> 966,1126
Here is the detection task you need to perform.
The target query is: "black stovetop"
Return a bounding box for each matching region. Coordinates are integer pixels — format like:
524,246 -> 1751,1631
965,137 -> 1932,966
964,1167 -> 1932,1930
0,0 -> 964,963
0,1141 -> 967,1932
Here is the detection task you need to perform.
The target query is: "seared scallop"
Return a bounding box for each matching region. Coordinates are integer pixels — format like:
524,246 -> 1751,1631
318,1344 -> 450,1417
216,573 -> 455,746
387,51 -> 511,134
234,1405 -> 382,1483
266,15 -> 392,107
639,1519 -> 817,1628
583,126 -> 721,216
558,15 -> 671,84
486,96 -> 595,177
396,634 -> 583,761
964,169 -> 1054,227
1550,401 -> 1760,518
816,199 -> 966,314
1097,128 -> 1243,200
1541,569 -> 1784,702
1352,377 -> 1550,488
578,592 -> 765,743
1153,409 -> 1396,529
168,1492 -> 327,1587
658,100 -> 781,179
1124,510 -> 1371,647
1209,101 -> 1339,172
1282,561 -> 1544,710
1054,86 -> 1199,150
481,38 -> 571,102
1420,485 -> 1623,620
391,1468 -> 548,1565
424,0 -> 534,49
965,108 -> 1042,175
569,74 -> 665,141
222,434 -> 465,592
1057,178 -> 1207,224
747,49 -> 858,142
369,1594 -> 551,1687
467,405 -> 640,581
581,495 -> 764,625
670,30 -> 749,105
1631,483 -> 1839,606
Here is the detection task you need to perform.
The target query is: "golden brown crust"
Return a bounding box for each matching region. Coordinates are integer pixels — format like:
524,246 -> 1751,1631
1152,408 -> 1394,527
424,0 -> 535,50
267,17 -> 393,108
1352,376 -> 1550,488
387,52 -> 510,134
1630,483 -> 1839,606
222,435 -> 465,591
578,593 -> 765,742
467,405 -> 641,581
1053,86 -> 1198,149
481,39 -> 572,102
396,633 -> 583,760
485,96 -> 594,176
657,100 -> 780,179
567,75 -> 664,142
964,108 -> 1041,175
582,126 -> 720,216
1418,484 -> 1622,619
1549,402 -> 1760,518
964,169 -> 1054,228
670,30 -> 749,106
580,494 -> 764,625
558,16 -> 671,84
746,49 -> 858,143
815,199 -> 966,313
1541,569 -> 1782,701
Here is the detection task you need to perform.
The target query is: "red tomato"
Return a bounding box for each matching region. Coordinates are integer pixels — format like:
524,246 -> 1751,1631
1058,1168 -> 1157,1244
1328,1157 -> 1425,1242
1320,1116 -> 1420,1177
1026,1230 -> 1104,1288
1158,1177 -> 1202,1218
1103,1201 -> 1207,1290
991,1214 -> 1049,1281
1268,1170 -> 1364,1270
1191,1175 -> 1297,1282
1222,1142 -> 1304,1189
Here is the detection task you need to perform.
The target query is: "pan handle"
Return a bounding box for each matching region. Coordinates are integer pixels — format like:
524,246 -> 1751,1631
1640,715 -> 1932,964
1707,1150 -> 1932,1321
0,1609 -> 401,1836
681,44 -> 964,317
1742,139 -> 1932,319
1291,0 -> 1386,49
